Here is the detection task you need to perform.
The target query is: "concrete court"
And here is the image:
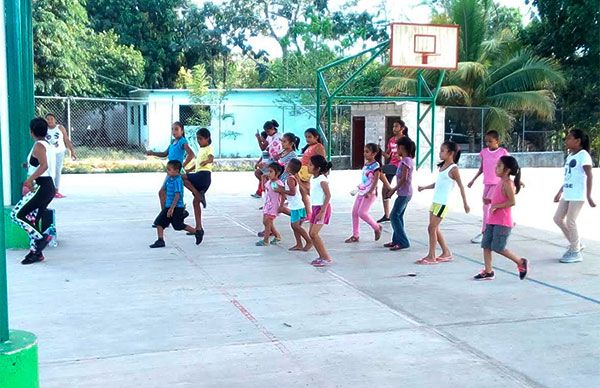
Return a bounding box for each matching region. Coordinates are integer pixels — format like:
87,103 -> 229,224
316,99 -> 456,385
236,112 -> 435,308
5,168 -> 600,388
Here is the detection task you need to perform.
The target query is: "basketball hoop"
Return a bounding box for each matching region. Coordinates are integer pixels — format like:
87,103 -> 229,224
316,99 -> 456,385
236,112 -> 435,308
390,23 -> 459,70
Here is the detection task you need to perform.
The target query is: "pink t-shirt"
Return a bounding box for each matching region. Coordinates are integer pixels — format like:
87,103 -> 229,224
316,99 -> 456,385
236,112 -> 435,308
387,137 -> 401,166
480,147 -> 509,185
267,133 -> 282,160
487,180 -> 514,227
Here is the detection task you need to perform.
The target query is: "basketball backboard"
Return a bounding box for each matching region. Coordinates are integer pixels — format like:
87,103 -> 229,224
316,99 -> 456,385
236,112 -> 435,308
390,23 -> 459,70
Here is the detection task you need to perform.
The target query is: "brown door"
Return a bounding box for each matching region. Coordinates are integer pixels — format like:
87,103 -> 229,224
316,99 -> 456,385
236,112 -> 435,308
352,116 -> 365,169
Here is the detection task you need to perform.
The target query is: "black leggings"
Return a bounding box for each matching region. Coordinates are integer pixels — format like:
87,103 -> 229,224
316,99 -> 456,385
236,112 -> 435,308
11,177 -> 55,251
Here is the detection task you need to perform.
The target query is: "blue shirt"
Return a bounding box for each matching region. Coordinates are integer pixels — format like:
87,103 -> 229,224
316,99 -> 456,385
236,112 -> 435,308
168,137 -> 188,162
164,175 -> 184,208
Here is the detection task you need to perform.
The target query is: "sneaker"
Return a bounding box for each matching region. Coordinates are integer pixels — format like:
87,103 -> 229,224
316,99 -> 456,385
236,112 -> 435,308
251,193 -> 261,198
471,233 -> 483,244
34,233 -> 52,253
383,242 -> 395,248
518,258 -> 528,280
195,229 -> 204,245
54,192 -> 66,198
311,258 -> 332,267
560,250 -> 583,263
199,191 -> 207,208
376,216 -> 390,223
149,239 -> 166,248
21,251 -> 44,265
473,270 -> 495,281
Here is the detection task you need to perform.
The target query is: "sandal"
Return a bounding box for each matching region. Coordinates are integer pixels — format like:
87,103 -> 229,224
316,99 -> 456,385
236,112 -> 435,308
271,238 -> 281,245
435,255 -> 453,262
390,245 -> 406,251
255,240 -> 269,246
415,257 -> 438,265
374,224 -> 383,241
344,236 -> 359,243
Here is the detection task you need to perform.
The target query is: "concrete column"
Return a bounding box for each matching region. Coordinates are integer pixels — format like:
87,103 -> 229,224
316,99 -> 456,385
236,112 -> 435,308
0,331 -> 39,387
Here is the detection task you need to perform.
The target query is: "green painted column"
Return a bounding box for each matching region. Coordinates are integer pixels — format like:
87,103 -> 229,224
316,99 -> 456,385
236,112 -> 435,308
0,330 -> 39,387
5,0 -> 35,205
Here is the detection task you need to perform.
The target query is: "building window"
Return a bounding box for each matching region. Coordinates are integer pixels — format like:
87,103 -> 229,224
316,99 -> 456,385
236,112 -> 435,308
130,106 -> 135,125
142,105 -> 148,126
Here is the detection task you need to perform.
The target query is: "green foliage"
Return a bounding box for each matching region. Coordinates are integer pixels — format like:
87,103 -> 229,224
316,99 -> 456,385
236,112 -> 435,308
174,67 -> 193,89
190,64 -> 210,99
522,0 -> 600,152
33,0 -> 145,96
383,0 -> 565,149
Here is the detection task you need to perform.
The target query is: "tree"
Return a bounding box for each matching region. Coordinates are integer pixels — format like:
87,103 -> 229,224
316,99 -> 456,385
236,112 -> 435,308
33,0 -> 145,96
522,0 -> 600,156
86,0 -> 186,88
381,0 -> 565,150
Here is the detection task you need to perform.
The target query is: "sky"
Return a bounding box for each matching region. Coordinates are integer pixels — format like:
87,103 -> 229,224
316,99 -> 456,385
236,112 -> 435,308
193,0 -> 536,57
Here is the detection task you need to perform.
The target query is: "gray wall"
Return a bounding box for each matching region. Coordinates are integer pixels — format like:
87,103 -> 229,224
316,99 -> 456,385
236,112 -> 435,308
458,151 -> 565,168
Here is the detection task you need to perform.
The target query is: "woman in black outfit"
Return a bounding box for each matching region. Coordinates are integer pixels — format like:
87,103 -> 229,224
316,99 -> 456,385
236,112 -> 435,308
11,118 -> 57,264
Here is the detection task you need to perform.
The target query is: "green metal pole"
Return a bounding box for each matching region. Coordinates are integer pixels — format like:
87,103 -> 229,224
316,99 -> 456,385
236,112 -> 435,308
5,0 -> 34,205
330,45 -> 388,98
0,121 -> 7,343
416,70 -> 422,168
316,71 -> 321,131
430,71 -> 446,171
317,40 -> 389,72
327,97 -> 333,160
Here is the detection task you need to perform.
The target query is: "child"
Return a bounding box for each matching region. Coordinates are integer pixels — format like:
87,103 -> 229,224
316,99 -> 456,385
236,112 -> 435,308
345,143 -> 383,243
474,156 -> 528,280
378,120 -> 406,223
383,137 -> 416,251
146,122 -> 195,209
252,120 -> 282,198
308,155 -> 333,267
256,162 -> 285,246
184,128 -> 213,237
299,128 -> 326,195
276,158 -> 313,251
553,129 -> 596,263
251,130 -> 268,198
416,141 -> 470,265
278,132 -> 300,181
467,130 -> 509,243
150,160 -> 203,248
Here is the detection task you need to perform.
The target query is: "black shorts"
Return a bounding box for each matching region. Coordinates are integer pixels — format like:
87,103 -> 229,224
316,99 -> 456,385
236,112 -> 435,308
382,164 -> 397,184
187,171 -> 212,193
153,207 -> 188,230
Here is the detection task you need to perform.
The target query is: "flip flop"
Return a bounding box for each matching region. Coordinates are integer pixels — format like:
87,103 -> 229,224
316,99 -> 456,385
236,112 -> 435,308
345,236 -> 359,243
415,257 -> 438,265
435,255 -> 453,262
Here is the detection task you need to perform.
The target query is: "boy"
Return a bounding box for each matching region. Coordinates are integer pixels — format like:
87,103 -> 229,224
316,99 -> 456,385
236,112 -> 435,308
150,160 -> 204,248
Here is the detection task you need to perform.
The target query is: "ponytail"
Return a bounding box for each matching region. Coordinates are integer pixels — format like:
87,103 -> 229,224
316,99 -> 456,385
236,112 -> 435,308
263,119 -> 279,132
438,141 -> 461,167
365,143 -> 382,165
500,155 -> 522,194
310,154 -> 332,176
283,132 -> 300,151
569,129 -> 590,153
302,128 -> 322,153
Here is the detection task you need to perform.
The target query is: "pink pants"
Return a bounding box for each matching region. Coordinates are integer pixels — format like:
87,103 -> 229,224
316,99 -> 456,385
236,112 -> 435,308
352,194 -> 378,237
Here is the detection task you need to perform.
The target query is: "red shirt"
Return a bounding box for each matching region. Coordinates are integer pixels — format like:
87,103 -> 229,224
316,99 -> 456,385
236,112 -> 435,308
301,143 -> 326,165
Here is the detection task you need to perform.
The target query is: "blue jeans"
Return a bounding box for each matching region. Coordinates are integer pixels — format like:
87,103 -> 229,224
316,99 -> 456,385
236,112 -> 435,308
390,195 -> 411,247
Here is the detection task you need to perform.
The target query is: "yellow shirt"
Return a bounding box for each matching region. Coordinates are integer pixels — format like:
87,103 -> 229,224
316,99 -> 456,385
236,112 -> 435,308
195,145 -> 214,172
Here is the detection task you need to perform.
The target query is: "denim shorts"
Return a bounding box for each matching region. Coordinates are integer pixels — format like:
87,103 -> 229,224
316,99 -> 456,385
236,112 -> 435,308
481,224 -> 512,252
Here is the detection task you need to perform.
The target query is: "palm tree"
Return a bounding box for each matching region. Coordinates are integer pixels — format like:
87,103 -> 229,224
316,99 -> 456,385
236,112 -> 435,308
381,0 -> 565,150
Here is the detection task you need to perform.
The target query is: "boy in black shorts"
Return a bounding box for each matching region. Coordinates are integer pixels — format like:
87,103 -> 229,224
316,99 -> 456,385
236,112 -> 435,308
150,160 -> 204,248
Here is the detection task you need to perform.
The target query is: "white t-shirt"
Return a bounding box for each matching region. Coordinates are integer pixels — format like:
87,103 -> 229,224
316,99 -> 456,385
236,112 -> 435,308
45,125 -> 66,153
310,174 -> 328,206
563,150 -> 593,201
285,177 -> 304,210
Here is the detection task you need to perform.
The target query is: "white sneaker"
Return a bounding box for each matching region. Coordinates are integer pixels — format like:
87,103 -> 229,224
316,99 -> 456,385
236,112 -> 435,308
560,250 -> 583,263
471,233 -> 483,244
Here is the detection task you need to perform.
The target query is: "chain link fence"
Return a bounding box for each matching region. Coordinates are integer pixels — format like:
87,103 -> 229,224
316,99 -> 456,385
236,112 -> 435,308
444,106 -> 565,153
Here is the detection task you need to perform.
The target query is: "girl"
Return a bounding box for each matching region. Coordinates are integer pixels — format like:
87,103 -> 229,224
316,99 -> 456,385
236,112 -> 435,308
299,128 -> 326,194
553,129 -> 596,263
256,162 -> 285,246
378,120 -> 406,223
147,122 -> 195,209
383,137 -> 416,251
308,155 -> 333,267
251,130 -> 268,198
345,143 -> 383,243
184,128 -> 214,237
467,130 -> 509,244
276,158 -> 313,251
417,141 -> 470,265
44,113 -> 76,198
252,120 -> 282,198
11,118 -> 57,264
278,132 -> 300,181
474,156 -> 528,280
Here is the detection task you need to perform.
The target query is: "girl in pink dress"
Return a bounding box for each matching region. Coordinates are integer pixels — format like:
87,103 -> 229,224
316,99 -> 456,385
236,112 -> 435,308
473,156 -> 528,281
256,162 -> 285,246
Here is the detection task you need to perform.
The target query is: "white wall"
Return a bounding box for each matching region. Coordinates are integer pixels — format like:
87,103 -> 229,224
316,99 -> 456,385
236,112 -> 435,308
0,0 -> 12,205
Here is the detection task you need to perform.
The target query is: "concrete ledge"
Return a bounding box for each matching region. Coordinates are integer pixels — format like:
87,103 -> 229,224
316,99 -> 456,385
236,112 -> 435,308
0,330 -> 39,388
458,151 -> 565,168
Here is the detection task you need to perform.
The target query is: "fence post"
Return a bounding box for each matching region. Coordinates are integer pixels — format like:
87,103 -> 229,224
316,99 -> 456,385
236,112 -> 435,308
522,112 -> 526,152
67,97 -> 72,138
480,108 -> 484,150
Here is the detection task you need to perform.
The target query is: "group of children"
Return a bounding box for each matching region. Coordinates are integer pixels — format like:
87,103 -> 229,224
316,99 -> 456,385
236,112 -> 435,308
146,120 -> 596,279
